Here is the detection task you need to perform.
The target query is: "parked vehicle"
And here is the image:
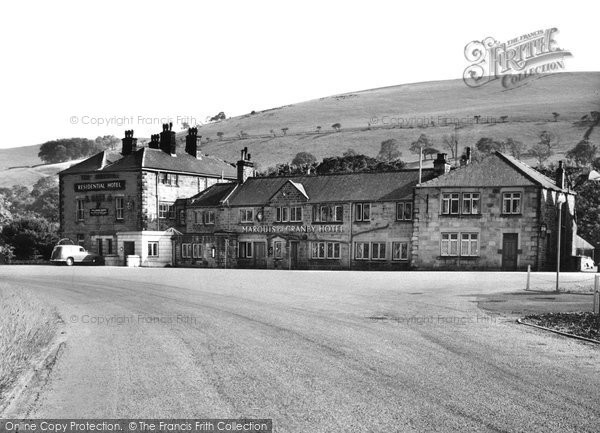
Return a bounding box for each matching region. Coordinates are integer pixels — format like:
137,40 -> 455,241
50,244 -> 104,266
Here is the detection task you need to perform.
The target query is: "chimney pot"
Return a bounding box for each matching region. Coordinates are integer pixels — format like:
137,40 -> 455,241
556,160 -> 565,190
121,129 -> 137,155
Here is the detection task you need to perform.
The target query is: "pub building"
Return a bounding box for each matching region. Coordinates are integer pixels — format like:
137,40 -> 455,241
172,148 -> 440,270
58,126 -> 236,266
173,149 -> 587,271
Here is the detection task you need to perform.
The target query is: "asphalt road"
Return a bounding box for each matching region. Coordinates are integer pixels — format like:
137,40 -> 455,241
1,266 -> 599,432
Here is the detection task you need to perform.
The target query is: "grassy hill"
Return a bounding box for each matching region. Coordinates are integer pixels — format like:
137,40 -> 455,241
1,71 -> 598,188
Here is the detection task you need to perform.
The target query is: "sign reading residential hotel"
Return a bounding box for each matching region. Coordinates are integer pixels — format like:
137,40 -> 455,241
74,180 -> 126,192
242,225 -> 343,233
90,208 -> 109,216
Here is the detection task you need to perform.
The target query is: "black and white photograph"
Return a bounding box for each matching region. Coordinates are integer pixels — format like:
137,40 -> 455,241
0,0 -> 599,431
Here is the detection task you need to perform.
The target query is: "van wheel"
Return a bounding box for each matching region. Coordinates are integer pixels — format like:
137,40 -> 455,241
65,257 -> 74,266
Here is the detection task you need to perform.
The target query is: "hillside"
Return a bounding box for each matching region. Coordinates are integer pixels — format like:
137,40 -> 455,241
193,71 -> 600,170
1,71 -> 598,188
1,160 -> 83,188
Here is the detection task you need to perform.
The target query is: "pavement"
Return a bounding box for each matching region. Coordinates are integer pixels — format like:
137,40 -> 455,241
0,266 -> 599,432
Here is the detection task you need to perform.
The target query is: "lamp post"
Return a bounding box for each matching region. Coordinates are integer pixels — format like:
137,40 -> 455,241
555,199 -> 564,293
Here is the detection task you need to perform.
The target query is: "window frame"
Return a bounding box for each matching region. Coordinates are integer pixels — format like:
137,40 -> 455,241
114,196 -> 124,221
240,208 -> 254,223
441,233 -> 459,256
355,203 -> 371,222
239,241 -> 253,258
461,193 -> 480,215
355,242 -> 370,260
204,210 -> 215,225
392,241 -> 409,261
148,241 -> 159,257
290,206 -> 303,222
192,243 -> 202,258
76,199 -> 85,221
396,202 -> 413,221
460,233 -> 480,257
502,192 -> 522,215
273,241 -> 283,259
371,242 -> 386,260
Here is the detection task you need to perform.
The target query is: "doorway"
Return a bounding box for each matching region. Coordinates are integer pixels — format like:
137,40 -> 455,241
253,242 -> 267,268
502,233 -> 518,271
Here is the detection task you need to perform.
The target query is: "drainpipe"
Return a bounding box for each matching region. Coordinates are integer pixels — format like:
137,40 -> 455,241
155,172 -> 160,231
349,202 -> 353,270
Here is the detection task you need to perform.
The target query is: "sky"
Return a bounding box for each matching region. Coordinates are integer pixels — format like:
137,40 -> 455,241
0,0 -> 598,149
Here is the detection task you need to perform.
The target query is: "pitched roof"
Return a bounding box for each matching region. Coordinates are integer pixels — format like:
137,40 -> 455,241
59,147 -> 237,179
418,152 -> 568,192
221,169 -> 436,206
188,182 -> 238,206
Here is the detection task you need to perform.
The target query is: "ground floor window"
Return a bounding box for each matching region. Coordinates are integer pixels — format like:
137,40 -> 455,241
181,243 -> 191,258
461,233 -> 479,256
392,242 -> 408,261
371,242 -> 386,260
107,238 -> 113,255
148,241 -> 159,257
77,234 -> 85,246
355,242 -> 370,260
311,242 -> 341,259
441,233 -> 459,256
239,241 -> 252,258
192,243 -> 202,258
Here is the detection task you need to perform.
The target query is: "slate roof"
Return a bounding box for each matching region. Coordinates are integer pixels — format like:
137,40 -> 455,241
418,152 -> 568,192
214,169 -> 436,206
59,147 -> 237,179
188,182 -> 238,206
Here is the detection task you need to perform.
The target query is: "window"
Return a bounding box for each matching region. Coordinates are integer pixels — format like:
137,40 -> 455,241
181,243 -> 191,258
240,208 -> 253,223
441,233 -> 459,256
311,242 -> 340,259
159,202 -> 174,219
290,206 -> 302,222
76,199 -> 85,221
355,203 -> 371,221
192,243 -> 202,258
179,210 -> 186,225
462,193 -> 480,215
461,233 -> 479,256
239,241 -> 253,258
372,242 -> 386,260
274,241 -> 283,259
442,193 -> 460,215
107,238 -> 113,255
204,210 -> 215,225
77,234 -> 85,246
313,205 -> 343,222
396,202 -> 413,221
194,211 -> 200,224
148,241 -> 159,257
276,207 -> 289,222
115,197 -> 124,220
355,242 -> 370,260
392,242 -> 409,261
502,192 -> 522,214
161,173 -> 178,186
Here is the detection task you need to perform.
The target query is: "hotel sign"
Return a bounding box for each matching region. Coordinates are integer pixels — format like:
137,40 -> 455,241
74,180 -> 126,192
241,225 -> 344,233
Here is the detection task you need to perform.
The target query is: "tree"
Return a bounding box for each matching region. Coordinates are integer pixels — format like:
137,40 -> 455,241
423,147 -> 440,160
377,139 -> 402,162
566,140 -> 598,167
343,148 -> 357,157
505,138 -> 525,159
281,127 -> 289,136
409,134 -> 432,156
316,126 -> 322,133
217,132 -> 224,141
552,112 -> 560,122
0,216 -> 58,260
528,142 -> 553,166
538,130 -> 558,151
38,138 -> 105,164
316,154 -> 405,175
500,115 -> 508,123
442,133 -> 458,161
209,112 -> 226,122
181,122 -> 190,130
475,137 -> 504,154
291,152 -> 317,166
331,123 -> 341,132
94,135 -> 120,151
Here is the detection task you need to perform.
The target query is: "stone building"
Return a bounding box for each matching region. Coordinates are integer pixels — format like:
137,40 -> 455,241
58,126 -> 236,266
411,152 -> 576,271
173,149 -> 439,270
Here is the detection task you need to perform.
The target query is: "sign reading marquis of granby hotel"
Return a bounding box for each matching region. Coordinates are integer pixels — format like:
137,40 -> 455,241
74,180 -> 126,192
241,225 -> 344,233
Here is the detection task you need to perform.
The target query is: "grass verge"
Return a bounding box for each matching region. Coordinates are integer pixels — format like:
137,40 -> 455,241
523,312 -> 600,341
0,284 -> 60,402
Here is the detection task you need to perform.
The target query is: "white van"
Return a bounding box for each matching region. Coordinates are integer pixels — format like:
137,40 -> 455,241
50,244 -> 104,266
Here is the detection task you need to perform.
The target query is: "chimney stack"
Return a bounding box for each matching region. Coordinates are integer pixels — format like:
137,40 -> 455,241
185,127 -> 202,159
556,160 -> 565,190
460,147 -> 472,166
149,134 -> 160,149
159,122 -> 177,155
433,153 -> 451,175
121,130 -> 137,155
237,147 -> 255,183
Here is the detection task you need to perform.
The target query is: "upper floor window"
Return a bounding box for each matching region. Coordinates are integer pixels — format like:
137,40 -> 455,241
276,207 -> 289,222
161,173 -> 179,186
204,210 -> 215,225
115,197 -> 124,221
396,202 -> 413,221
179,210 -> 186,225
355,203 -> 371,221
462,193 -> 480,215
442,193 -> 460,215
442,193 -> 480,215
76,199 -> 85,221
502,192 -> 522,214
159,202 -> 175,219
290,206 -> 302,222
240,208 -> 254,223
313,204 -> 343,222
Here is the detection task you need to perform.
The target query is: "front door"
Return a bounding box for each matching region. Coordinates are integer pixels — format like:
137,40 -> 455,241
502,233 -> 518,271
97,238 -> 103,256
253,242 -> 266,268
290,241 -> 299,270
123,241 -> 135,265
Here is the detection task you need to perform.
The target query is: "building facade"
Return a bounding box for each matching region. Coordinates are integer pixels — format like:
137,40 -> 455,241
58,126 -> 236,266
